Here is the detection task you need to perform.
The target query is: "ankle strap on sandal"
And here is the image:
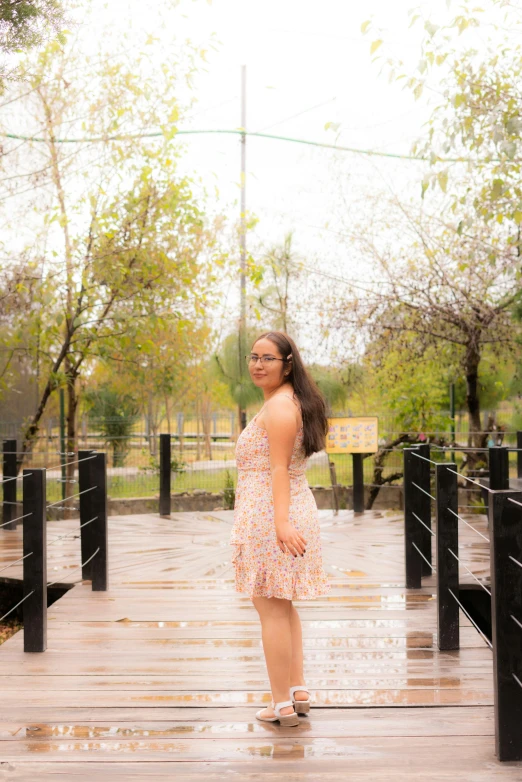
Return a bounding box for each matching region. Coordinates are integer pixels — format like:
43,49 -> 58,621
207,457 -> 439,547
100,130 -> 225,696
273,699 -> 295,716
290,685 -> 310,697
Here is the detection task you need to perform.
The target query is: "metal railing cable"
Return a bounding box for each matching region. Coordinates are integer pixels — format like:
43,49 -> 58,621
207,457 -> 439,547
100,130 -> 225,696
48,516 -> 98,545
509,555 -> 522,570
0,591 -> 35,624
411,452 -> 438,465
446,468 -> 490,490
0,473 -> 32,485
411,481 -> 436,501
412,542 -> 436,573
447,548 -> 492,596
47,547 -> 100,588
513,673 -> 522,690
447,507 -> 490,543
412,511 -> 435,537
0,512 -> 32,529
447,587 -> 493,649
44,452 -> 97,472
46,486 -> 96,510
0,551 -> 32,574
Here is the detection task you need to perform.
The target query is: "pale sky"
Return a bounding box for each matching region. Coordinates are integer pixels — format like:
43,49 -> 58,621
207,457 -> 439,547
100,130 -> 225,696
4,0 -> 503,361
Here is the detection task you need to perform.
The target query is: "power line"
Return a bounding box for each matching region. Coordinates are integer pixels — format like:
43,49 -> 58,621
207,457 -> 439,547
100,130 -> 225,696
1,127 -> 471,163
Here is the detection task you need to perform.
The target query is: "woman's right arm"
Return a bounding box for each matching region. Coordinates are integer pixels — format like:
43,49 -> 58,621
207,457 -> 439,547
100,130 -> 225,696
264,397 -> 307,557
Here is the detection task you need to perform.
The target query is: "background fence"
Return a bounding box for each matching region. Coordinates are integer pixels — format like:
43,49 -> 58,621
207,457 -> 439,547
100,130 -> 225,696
1,409 -> 520,500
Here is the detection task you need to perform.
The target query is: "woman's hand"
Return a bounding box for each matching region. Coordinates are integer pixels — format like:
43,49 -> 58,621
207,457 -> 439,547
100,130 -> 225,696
276,520 -> 307,557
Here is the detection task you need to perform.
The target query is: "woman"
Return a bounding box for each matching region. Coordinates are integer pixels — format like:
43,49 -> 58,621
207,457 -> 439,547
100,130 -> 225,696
230,330 -> 331,727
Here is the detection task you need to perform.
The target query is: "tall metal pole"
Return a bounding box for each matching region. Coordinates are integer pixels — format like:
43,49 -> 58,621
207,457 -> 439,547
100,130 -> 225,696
239,65 -> 247,432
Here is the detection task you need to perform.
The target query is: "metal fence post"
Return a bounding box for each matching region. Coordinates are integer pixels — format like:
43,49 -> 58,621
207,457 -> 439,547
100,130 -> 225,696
417,443 -> 432,575
2,439 -> 18,530
22,468 -> 47,653
435,463 -> 460,651
90,452 -> 108,592
404,448 -> 422,589
159,433 -> 171,518
488,489 -> 522,761
489,447 -> 509,491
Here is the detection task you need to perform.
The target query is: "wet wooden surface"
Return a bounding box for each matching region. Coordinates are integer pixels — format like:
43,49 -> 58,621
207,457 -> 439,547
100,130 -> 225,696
0,508 -> 521,780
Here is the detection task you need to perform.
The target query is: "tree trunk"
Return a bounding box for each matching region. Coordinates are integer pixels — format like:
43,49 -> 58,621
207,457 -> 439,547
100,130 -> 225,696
201,396 -> 212,460
66,362 -> 79,517
464,343 -> 487,470
164,394 -> 171,434
365,433 -> 416,510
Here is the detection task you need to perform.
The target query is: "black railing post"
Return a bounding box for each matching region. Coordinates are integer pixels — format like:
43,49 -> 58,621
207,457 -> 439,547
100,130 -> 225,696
417,443 -> 432,575
2,439 -> 17,530
488,489 -> 522,762
352,453 -> 364,514
79,451 -> 108,590
79,450 -> 95,581
489,447 -> 509,491
517,432 -> 522,480
404,448 -> 422,589
435,462 -> 459,651
90,452 -> 108,592
159,433 -> 171,518
22,469 -> 47,653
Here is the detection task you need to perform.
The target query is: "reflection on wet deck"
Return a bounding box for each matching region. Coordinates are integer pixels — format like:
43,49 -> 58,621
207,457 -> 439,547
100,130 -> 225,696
0,508 -> 521,779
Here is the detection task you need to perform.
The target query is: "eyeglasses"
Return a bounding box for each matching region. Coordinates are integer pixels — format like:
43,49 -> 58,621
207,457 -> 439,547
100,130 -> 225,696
245,354 -> 286,366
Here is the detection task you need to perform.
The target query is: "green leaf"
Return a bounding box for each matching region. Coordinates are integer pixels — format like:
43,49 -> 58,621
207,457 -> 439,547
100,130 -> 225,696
491,179 -> 504,199
370,39 -> 383,55
424,21 -> 439,37
437,170 -> 448,193
360,20 -> 371,34
414,82 -> 423,101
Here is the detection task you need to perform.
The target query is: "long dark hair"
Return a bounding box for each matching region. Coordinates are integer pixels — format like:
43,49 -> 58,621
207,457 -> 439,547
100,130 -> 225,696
252,331 -> 328,457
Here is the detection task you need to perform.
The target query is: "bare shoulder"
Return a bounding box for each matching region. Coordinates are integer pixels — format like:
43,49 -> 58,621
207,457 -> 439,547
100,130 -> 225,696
263,392 -> 301,429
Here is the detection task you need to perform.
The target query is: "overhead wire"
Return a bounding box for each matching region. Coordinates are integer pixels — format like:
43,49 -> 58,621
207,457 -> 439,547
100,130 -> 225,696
0,127 -> 474,163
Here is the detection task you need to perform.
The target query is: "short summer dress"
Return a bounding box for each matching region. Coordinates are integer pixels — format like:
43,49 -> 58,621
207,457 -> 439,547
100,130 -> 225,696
230,393 -> 331,600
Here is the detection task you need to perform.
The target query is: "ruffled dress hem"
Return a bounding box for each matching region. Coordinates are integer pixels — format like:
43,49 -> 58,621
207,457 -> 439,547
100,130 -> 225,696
231,543 -> 331,601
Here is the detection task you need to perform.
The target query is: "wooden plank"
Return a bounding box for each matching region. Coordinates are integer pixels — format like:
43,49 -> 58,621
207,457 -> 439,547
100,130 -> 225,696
0,509 -> 520,778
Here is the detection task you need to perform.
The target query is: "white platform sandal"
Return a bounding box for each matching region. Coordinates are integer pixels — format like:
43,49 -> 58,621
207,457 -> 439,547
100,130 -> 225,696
290,685 -> 311,715
255,700 -> 299,727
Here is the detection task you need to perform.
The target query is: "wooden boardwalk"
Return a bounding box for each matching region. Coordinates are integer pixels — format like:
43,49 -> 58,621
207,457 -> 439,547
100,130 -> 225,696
0,509 -> 521,780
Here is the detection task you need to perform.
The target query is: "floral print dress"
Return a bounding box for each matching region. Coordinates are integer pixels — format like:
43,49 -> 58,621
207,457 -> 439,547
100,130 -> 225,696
230,395 -> 331,600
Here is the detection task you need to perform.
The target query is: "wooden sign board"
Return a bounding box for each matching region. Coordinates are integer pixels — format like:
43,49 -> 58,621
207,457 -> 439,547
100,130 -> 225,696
326,417 -> 379,454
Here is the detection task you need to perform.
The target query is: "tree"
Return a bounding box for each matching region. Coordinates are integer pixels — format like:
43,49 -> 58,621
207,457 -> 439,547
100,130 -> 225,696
84,385 -> 139,467
307,364 -> 347,413
213,330 -> 263,434
0,33 -> 220,476
254,233 -> 304,333
357,1 -> 522,466
0,0 -> 66,86
336,202 -> 520,466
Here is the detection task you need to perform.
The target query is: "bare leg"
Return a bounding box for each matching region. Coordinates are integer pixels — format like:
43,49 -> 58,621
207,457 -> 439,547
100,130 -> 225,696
289,603 -> 308,701
251,595 -> 295,717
